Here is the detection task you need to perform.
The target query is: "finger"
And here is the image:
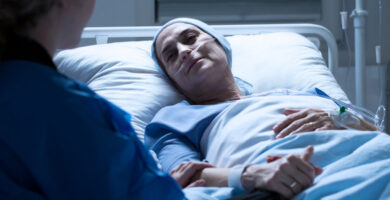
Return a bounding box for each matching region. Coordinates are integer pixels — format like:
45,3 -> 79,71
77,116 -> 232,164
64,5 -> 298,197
283,108 -> 301,115
277,172 -> 302,194
267,155 -> 283,163
289,154 -> 315,178
170,168 -> 177,175
180,161 -> 215,182
290,120 -> 321,135
277,111 -> 327,138
291,158 -> 315,181
186,179 -> 206,188
301,147 -> 323,176
182,161 -> 215,173
282,157 -> 313,187
274,183 -> 294,199
181,162 -> 198,177
190,162 -> 216,168
276,118 -> 308,139
302,146 -> 314,161
274,110 -> 308,134
176,162 -> 188,172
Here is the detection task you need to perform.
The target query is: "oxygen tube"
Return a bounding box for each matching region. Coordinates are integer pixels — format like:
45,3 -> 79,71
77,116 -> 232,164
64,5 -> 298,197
315,88 -> 386,131
176,38 -> 216,75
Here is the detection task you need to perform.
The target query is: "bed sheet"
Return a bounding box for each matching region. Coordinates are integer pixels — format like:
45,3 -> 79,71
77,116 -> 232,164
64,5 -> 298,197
180,91 -> 390,199
183,130 -> 390,200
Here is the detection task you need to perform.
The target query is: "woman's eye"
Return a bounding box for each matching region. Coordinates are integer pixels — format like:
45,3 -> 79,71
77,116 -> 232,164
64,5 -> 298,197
167,52 -> 176,62
167,54 -> 173,61
185,34 -> 197,43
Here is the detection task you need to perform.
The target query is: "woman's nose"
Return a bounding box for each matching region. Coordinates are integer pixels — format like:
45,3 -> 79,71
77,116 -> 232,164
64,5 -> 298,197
178,44 -> 193,62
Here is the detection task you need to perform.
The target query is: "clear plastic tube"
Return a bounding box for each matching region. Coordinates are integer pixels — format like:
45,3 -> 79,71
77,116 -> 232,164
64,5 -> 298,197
315,88 -> 386,131
329,109 -> 361,130
321,91 -> 386,131
176,38 -> 216,74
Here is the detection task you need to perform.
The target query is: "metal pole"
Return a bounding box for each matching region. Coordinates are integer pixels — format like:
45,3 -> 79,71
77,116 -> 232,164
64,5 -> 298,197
351,0 -> 368,107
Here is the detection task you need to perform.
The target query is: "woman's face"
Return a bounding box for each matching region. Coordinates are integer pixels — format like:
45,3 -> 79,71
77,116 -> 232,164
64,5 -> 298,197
155,23 -> 231,100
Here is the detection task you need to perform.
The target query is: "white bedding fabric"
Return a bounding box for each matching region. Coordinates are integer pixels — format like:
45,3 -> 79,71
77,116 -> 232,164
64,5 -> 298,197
201,90 -> 339,168
185,130 -> 390,200
54,32 -> 349,141
191,90 -> 390,199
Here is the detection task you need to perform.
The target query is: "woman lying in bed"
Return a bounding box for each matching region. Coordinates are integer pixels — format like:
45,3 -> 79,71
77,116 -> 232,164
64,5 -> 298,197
145,18 -> 384,199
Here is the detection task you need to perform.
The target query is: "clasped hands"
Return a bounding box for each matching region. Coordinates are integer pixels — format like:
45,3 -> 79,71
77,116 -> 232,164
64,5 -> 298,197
241,146 -> 322,199
170,147 -> 322,199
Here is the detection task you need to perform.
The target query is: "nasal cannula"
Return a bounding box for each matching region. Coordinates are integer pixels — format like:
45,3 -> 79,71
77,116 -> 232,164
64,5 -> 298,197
176,38 -> 216,74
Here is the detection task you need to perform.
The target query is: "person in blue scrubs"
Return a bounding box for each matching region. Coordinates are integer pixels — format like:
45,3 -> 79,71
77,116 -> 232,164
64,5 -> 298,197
0,1 -> 205,199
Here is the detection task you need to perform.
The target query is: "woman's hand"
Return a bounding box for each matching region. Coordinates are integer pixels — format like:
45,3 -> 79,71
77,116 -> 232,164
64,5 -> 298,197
273,108 -> 339,139
241,146 -> 322,199
170,161 -> 216,188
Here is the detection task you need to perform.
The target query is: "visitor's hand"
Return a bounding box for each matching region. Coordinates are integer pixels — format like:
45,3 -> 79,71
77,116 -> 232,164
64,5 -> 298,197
170,161 -> 216,188
273,108 -> 339,139
241,146 -> 322,199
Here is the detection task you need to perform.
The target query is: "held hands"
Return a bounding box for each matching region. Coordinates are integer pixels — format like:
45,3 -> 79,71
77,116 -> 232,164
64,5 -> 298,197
170,161 -> 215,188
273,108 -> 339,139
241,146 -> 322,199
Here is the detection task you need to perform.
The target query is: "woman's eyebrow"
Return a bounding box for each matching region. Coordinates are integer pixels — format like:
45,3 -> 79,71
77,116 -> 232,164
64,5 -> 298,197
161,28 -> 198,56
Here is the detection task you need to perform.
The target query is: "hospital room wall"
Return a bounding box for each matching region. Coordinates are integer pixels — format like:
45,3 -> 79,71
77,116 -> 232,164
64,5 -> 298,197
86,0 -> 389,112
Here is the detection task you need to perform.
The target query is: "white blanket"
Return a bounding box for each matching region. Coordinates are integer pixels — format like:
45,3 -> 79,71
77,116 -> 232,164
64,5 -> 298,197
201,91 -> 338,167
183,92 -> 390,199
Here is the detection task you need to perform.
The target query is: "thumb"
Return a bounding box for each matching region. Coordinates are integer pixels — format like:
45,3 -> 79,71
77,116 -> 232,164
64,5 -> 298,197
302,145 -> 314,161
186,179 -> 206,188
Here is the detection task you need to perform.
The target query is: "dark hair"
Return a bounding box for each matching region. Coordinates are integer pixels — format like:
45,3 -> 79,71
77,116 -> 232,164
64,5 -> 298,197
0,0 -> 57,55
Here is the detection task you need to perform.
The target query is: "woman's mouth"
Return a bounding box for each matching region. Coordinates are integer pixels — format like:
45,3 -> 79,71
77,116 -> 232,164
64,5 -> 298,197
186,57 -> 202,73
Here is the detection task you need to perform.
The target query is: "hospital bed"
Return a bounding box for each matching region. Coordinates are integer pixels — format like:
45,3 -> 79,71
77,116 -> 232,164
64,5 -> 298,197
55,23 -> 348,141
53,24 -> 390,199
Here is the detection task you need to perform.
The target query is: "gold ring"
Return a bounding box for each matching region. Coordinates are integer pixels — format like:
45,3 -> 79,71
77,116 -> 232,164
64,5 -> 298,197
290,181 -> 297,189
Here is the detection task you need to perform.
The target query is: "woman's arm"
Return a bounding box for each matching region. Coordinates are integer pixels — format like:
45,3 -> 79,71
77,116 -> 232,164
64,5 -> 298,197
148,132 -> 204,173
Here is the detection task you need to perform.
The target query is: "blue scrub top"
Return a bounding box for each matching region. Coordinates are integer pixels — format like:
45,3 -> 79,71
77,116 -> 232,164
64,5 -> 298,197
0,36 -> 184,200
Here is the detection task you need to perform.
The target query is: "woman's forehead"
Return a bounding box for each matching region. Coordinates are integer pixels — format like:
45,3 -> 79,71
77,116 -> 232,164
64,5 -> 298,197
156,23 -> 202,50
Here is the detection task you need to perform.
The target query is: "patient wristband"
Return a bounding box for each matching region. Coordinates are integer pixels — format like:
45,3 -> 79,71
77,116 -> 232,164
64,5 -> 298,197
228,165 -> 246,191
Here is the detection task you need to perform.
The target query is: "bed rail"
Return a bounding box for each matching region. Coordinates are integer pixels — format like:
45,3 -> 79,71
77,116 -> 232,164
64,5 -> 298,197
82,24 -> 338,73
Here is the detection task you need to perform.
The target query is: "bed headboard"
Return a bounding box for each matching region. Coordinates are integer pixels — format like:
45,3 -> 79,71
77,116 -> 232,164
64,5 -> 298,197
81,24 -> 338,73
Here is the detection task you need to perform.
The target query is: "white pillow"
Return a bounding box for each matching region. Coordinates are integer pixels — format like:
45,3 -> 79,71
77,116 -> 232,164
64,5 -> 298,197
54,32 -> 349,142
230,32 -> 349,103
55,41 -> 182,142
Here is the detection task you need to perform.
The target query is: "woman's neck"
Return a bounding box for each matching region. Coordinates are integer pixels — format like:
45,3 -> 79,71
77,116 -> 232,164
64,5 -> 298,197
188,83 -> 243,105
